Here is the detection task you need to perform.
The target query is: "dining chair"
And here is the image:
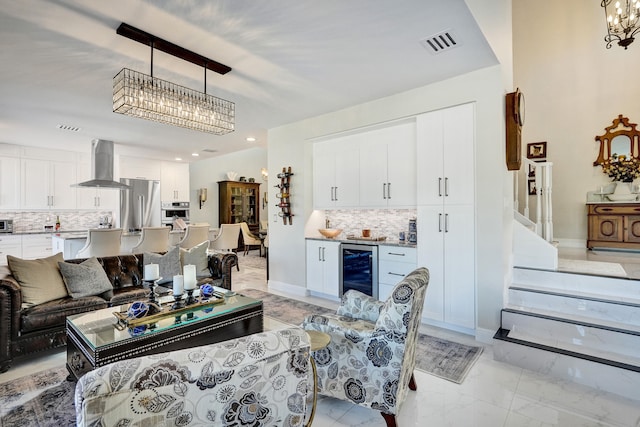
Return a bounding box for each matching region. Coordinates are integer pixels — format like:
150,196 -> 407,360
209,224 -> 241,270
239,222 -> 262,256
130,227 -> 170,253
75,228 -> 123,258
178,223 -> 211,249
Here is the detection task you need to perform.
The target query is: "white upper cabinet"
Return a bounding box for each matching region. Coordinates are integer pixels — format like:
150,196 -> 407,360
313,138 -> 359,209
417,103 -> 474,206
359,122 -> 416,208
161,161 -> 190,201
21,158 -> 77,209
119,156 -> 162,181
0,156 -> 20,209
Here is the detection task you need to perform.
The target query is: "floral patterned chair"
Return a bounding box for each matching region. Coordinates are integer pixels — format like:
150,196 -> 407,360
75,327 -> 312,427
301,267 -> 429,427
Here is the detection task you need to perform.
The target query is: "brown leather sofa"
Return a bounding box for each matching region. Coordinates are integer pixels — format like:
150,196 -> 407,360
0,252 -> 238,373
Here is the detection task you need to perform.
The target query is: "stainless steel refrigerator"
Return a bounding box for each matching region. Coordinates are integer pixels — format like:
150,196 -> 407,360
119,178 -> 161,232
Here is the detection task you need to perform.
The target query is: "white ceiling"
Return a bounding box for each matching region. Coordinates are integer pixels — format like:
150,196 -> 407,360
0,0 -> 497,161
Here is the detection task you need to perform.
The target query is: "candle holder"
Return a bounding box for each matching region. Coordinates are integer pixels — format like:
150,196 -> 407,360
171,293 -> 184,310
145,280 -> 160,306
185,289 -> 197,306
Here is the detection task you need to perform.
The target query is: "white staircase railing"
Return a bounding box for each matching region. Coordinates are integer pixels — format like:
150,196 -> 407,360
515,158 -> 554,242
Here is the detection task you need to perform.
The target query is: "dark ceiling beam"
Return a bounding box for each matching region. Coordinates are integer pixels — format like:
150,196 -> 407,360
116,22 -> 232,75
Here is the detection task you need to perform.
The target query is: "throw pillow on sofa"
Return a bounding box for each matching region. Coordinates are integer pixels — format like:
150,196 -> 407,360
144,246 -> 181,285
58,257 -> 114,299
7,253 -> 68,306
180,240 -> 209,277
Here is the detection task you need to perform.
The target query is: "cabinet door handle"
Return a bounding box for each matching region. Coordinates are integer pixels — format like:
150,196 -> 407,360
445,177 -> 449,197
438,178 -> 442,197
335,187 -> 338,201
389,272 -> 406,277
387,252 -> 405,256
387,182 -> 391,199
439,213 -> 443,232
318,247 -> 322,261
445,213 -> 449,232
322,247 -> 326,262
601,208 -> 613,211
383,183 -> 387,199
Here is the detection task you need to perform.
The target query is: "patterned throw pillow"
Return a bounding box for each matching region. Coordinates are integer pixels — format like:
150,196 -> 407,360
144,246 -> 181,284
58,257 -> 114,299
180,240 -> 210,277
7,253 -> 68,306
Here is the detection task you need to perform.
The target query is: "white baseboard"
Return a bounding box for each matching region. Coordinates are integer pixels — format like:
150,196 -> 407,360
555,238 -> 586,248
267,280 -> 309,297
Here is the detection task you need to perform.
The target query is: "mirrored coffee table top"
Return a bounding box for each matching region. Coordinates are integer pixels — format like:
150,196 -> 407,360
67,293 -> 262,350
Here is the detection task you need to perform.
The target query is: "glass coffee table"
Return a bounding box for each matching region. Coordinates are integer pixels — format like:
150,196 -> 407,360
66,293 -> 263,381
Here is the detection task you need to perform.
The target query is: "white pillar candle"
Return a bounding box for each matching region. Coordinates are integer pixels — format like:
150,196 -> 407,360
183,264 -> 197,290
144,264 -> 159,281
173,275 -> 184,296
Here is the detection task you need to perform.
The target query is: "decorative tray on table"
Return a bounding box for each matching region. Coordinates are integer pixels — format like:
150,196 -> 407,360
114,297 -> 225,328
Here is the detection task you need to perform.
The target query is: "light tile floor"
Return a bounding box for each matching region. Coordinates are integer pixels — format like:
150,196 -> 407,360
2,251 -> 640,426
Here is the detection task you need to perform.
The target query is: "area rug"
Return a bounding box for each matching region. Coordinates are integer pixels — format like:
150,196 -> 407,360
241,288 -> 483,384
557,258 -> 627,277
0,366 -> 75,427
0,289 -> 483,426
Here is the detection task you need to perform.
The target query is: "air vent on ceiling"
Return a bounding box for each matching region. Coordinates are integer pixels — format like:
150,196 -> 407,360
419,30 -> 460,54
56,124 -> 81,132
202,148 -> 218,153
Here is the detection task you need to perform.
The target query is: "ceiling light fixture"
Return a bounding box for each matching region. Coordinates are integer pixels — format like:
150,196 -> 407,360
113,23 -> 235,134
602,0 -> 640,49
246,137 -> 256,142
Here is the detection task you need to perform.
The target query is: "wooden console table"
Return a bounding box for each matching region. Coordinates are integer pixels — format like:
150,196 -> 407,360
587,202 -> 640,249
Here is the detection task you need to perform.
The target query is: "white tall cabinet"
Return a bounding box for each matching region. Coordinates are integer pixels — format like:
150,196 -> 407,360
161,161 -> 190,201
416,103 -> 475,331
306,239 -> 341,297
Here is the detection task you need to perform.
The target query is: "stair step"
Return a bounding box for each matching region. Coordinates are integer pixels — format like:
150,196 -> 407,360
501,308 -> 640,366
508,286 -> 640,329
513,267 -> 640,300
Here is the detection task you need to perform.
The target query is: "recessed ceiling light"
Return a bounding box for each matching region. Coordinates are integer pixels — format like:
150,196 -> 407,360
246,137 -> 256,142
192,152 -> 199,157
175,157 -> 182,161
56,124 -> 81,132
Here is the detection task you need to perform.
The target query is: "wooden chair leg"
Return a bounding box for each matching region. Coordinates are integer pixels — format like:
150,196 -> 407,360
409,372 -> 417,391
381,413 -> 397,427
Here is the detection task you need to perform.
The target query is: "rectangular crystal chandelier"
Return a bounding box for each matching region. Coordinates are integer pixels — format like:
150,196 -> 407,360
113,68 -> 235,135
113,23 -> 234,135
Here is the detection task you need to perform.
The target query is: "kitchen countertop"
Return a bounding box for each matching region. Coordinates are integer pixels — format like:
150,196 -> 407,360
306,236 -> 416,248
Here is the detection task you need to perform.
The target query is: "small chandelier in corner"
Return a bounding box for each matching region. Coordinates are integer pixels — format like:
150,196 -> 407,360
113,23 -> 235,135
602,0 -> 640,49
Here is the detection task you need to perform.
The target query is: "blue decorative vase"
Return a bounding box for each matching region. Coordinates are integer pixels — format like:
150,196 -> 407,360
200,284 -> 214,299
127,301 -> 150,319
128,325 -> 147,337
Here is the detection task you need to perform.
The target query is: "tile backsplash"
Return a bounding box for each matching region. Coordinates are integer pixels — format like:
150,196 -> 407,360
324,208 -> 417,241
0,211 -> 113,232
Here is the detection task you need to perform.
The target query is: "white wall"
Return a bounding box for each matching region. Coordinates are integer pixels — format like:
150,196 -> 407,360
513,0 -> 640,243
189,147 -> 267,226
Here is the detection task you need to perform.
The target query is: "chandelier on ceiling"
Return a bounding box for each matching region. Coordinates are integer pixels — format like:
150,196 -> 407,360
113,23 -> 235,135
602,0 -> 640,49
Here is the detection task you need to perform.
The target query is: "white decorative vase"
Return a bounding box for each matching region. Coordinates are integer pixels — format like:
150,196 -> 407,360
614,181 -> 632,195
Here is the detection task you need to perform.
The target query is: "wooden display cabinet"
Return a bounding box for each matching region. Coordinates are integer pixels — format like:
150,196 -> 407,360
218,181 -> 261,228
587,203 -> 640,249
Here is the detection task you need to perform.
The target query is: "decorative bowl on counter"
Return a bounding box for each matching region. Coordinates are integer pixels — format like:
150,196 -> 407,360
318,228 -> 343,239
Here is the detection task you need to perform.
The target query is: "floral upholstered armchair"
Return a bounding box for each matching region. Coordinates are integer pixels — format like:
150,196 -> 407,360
75,328 -> 311,427
301,267 -> 429,427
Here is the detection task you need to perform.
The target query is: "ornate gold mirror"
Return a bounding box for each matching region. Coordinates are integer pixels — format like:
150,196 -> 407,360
593,115 -> 640,165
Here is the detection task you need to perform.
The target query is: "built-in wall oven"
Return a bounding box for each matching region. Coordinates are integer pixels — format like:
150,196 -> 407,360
340,243 -> 378,299
161,201 -> 190,226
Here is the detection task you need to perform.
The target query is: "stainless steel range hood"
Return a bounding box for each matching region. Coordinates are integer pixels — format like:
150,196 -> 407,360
74,139 -> 129,189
